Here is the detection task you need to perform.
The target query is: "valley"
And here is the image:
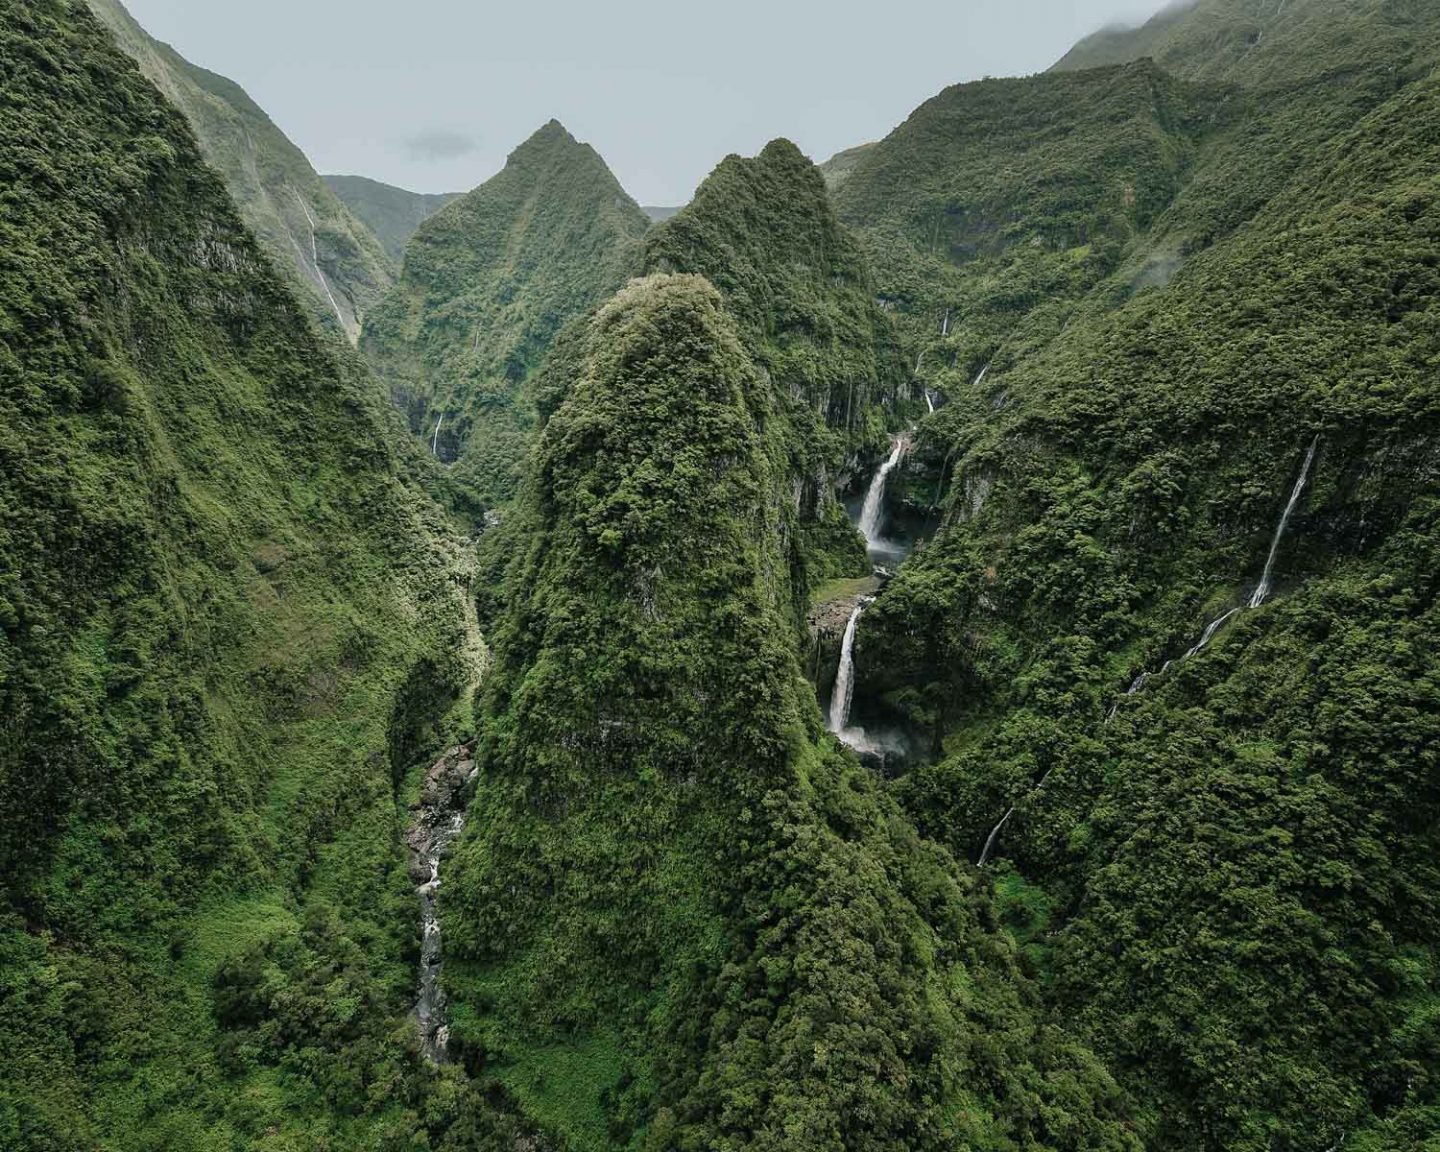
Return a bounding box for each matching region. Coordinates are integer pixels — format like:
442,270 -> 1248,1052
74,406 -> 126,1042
2,0 -> 1438,1149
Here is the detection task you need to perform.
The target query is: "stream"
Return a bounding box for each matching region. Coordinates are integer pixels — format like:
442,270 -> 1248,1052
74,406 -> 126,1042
405,743 -> 477,1063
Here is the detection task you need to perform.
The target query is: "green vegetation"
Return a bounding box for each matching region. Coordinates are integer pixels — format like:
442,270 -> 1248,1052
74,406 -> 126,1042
836,0 -> 1440,1145
645,139 -> 905,599
85,0 -> 397,341
0,2 -> 484,1145
8,0 -> 1440,1147
324,174 -> 461,266
361,120 -> 652,507
444,273 -> 1137,1151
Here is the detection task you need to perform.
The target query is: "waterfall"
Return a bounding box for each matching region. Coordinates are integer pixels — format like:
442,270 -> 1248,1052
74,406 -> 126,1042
914,350 -> 924,375
941,308 -> 951,337
1110,436 -> 1321,721
1248,436 -> 1319,609
925,390 -> 935,415
1184,608 -> 1241,660
977,767 -> 1055,867
828,600 -> 869,733
431,414 -> 444,457
972,361 -> 991,388
291,188 -> 347,332
858,437 -> 906,549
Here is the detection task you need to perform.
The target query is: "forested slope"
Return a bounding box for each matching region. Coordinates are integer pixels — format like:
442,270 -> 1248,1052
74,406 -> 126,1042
361,121 -> 652,507
441,273 -> 1139,1151
85,0 -> 396,342
0,2 -> 478,1144
643,139 -> 908,600
324,174 -> 460,265
829,0 -> 1440,1146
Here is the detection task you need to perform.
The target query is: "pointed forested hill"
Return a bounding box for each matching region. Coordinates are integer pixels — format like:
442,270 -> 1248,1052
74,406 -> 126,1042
361,120 -> 652,506
84,0 -> 396,342
324,174 -> 460,265
0,1 -> 480,1144
441,272 -> 1138,1151
828,0 -> 1440,1146
643,139 -> 908,598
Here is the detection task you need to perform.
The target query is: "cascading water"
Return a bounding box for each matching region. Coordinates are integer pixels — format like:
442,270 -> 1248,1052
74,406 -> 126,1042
827,598 -> 882,755
925,390 -> 936,415
828,599 -> 869,734
858,436 -> 907,552
1108,437 -> 1321,723
1249,436 -> 1319,609
972,362 -> 991,389
431,414 -> 444,457
406,745 -> 476,1063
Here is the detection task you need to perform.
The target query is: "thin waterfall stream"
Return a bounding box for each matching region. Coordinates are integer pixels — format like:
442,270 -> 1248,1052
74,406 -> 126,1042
985,438 -> 1321,865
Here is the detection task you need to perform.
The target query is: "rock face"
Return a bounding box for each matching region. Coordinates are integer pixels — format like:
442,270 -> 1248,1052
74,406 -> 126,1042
405,744 -> 477,1063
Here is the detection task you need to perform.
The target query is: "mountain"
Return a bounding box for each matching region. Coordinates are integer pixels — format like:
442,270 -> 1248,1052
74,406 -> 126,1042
644,139 -> 909,597
84,0 -> 395,341
1053,0 -> 1440,83
441,272 -> 1136,1150
818,140 -> 875,191
361,120 -> 652,506
828,0 -> 1440,1145
323,174 -> 460,265
0,1 -> 480,1144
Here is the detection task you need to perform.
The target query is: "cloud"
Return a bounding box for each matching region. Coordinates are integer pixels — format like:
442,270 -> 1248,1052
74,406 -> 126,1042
402,130 -> 479,162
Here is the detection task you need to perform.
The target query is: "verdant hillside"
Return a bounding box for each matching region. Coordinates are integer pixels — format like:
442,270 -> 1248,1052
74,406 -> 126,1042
830,0 -> 1440,1146
85,0 -> 396,341
361,120 -> 652,506
0,1 -> 480,1145
441,272 -> 1137,1151
1053,0 -> 1439,84
644,139 -> 907,598
831,60 -> 1225,404
324,174 -> 460,265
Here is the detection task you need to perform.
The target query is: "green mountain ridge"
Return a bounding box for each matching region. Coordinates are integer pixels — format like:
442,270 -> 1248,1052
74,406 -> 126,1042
1,0 -> 481,1144
84,0 -> 396,342
361,119 -> 652,507
4,0 -> 1440,1148
827,0 -> 1440,1145
324,174 -> 462,265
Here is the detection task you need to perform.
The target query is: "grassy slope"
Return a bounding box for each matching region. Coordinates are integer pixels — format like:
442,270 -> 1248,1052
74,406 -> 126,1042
0,2 -> 482,1146
85,0 -> 397,343
324,174 -> 461,265
361,120 -> 652,507
834,0 -> 1440,1146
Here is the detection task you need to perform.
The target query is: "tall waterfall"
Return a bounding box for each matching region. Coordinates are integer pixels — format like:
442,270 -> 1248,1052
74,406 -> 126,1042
858,437 -> 906,549
431,414 -> 444,457
925,390 -> 936,414
1110,436 -> 1322,724
972,362 -> 991,389
1249,436 -> 1319,609
828,600 -> 869,733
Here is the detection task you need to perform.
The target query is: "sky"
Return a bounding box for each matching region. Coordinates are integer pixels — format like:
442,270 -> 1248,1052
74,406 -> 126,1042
121,0 -> 1176,206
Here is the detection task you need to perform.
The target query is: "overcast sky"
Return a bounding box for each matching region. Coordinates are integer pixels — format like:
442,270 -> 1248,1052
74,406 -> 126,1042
121,0 -> 1174,205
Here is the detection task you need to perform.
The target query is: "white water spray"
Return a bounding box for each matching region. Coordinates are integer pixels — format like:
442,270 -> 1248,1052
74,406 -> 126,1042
858,437 -> 906,549
925,390 -> 936,415
828,600 -> 869,734
1248,437 -> 1318,609
431,414 -> 444,457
